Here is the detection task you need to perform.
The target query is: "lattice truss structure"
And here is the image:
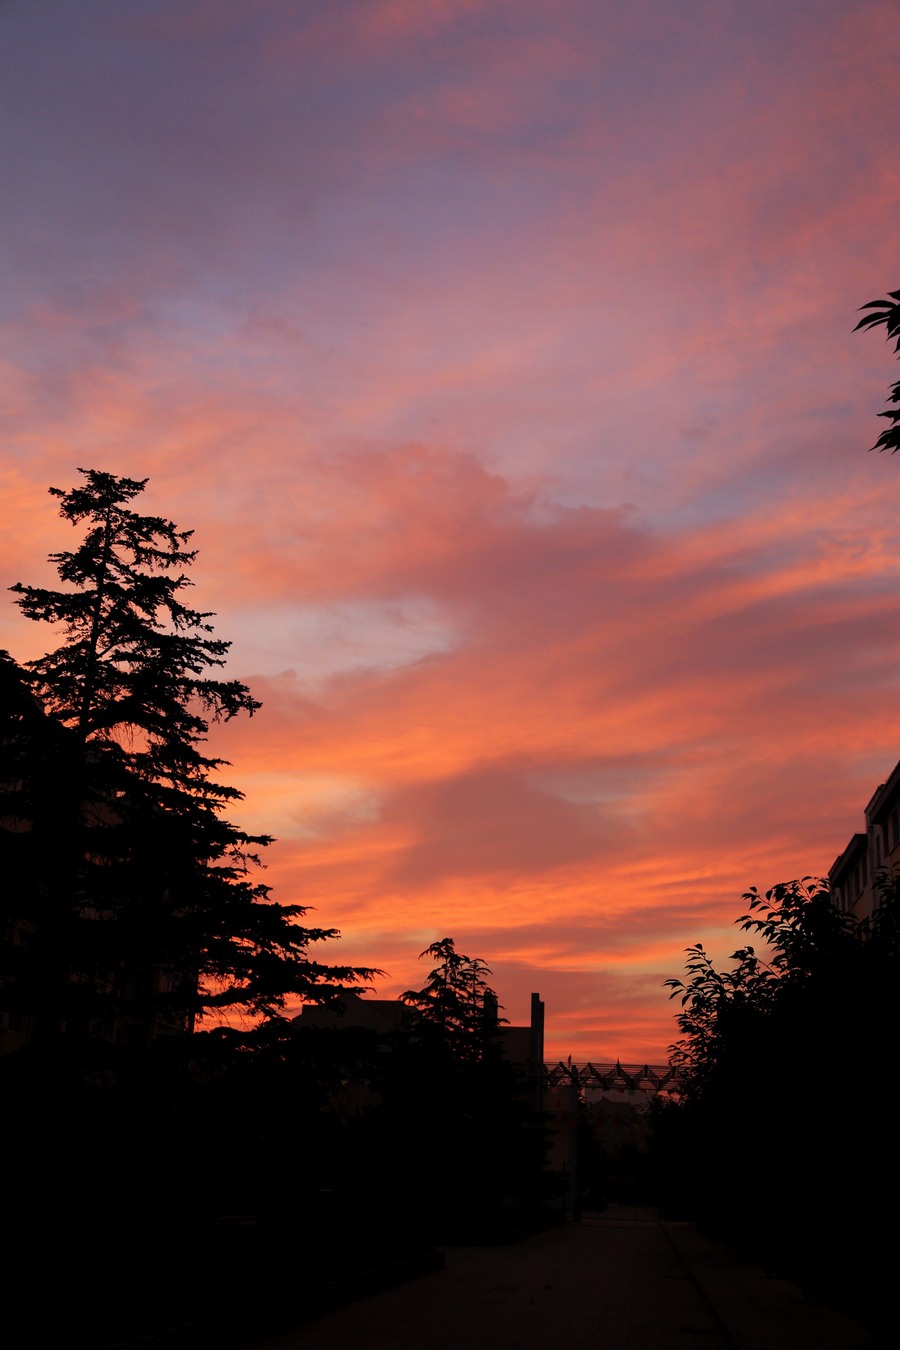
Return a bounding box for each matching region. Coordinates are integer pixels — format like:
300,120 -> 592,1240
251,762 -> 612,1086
544,1061 -> 682,1094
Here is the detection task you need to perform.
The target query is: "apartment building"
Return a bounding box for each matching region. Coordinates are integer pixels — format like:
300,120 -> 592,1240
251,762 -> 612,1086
828,757 -> 900,919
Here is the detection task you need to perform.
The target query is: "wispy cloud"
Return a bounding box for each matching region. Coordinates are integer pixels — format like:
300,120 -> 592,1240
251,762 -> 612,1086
3,0 -> 900,1057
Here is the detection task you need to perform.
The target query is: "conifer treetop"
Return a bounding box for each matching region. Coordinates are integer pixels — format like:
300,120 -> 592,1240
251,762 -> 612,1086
6,467 -> 379,1023
11,467 -> 259,800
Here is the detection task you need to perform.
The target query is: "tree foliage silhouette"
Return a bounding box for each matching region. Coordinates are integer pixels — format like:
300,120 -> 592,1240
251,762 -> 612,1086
664,876 -> 855,1089
658,875 -> 898,1331
379,939 -> 548,1237
854,286 -> 900,453
5,468 -> 374,1042
400,937 -> 504,1061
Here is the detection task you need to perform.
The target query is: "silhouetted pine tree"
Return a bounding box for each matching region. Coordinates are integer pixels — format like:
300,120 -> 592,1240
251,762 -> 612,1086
6,469 -> 373,1056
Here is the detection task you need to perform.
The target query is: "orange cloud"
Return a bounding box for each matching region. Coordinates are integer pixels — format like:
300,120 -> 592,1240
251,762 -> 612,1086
4,0 -> 900,1060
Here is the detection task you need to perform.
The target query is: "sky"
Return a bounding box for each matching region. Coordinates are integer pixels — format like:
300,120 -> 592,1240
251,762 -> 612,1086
3,0 -> 900,1062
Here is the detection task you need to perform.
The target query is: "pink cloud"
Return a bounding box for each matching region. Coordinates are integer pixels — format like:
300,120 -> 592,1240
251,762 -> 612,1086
5,0 -> 900,1060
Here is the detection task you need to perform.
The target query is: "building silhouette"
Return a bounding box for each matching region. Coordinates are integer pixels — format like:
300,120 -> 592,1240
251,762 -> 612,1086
296,987 -> 545,1102
828,756 -> 900,918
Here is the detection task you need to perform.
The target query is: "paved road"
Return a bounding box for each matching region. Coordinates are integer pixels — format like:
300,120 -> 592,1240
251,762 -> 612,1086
249,1207 -> 872,1350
